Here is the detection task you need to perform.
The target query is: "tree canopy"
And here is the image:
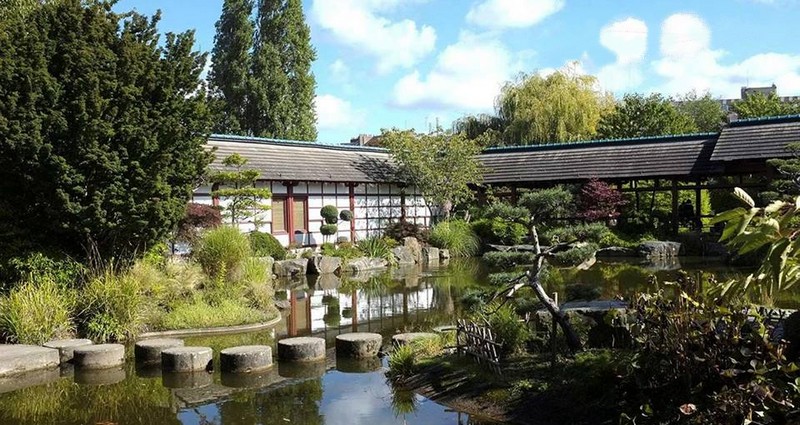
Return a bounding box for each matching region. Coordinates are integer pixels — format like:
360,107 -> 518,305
733,92 -> 800,119
210,0 -> 317,140
381,129 -> 483,219
0,0 -> 212,259
211,153 -> 272,225
675,91 -> 726,133
597,93 -> 698,139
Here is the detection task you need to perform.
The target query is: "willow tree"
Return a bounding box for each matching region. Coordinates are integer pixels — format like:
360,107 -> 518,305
497,66 -> 613,145
381,129 -> 483,220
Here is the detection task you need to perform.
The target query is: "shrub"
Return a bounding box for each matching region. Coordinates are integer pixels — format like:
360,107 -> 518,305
542,222 -> 611,246
385,221 -> 429,243
488,272 -> 525,286
471,217 -> 528,246
0,278 -> 75,344
482,251 -> 535,269
387,344 -> 417,378
357,236 -> 396,266
194,226 -> 252,278
6,252 -> 85,289
320,224 -> 338,236
578,178 -> 626,221
322,242 -> 362,261
79,268 -> 145,342
176,203 -> 222,244
487,304 -> 531,357
429,220 -> 480,257
320,205 -> 339,224
339,210 -> 353,221
550,243 -> 599,267
249,231 -> 286,260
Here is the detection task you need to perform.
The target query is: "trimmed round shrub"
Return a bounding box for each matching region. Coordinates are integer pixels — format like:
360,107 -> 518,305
321,205 -> 339,224
429,220 -> 480,257
249,231 -> 287,260
194,226 -> 252,278
339,210 -> 353,221
320,224 -> 339,236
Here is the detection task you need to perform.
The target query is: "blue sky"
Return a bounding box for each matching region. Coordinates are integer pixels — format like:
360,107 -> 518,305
115,0 -> 800,143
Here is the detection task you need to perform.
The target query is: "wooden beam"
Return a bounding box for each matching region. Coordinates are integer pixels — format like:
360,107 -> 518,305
671,179 -> 679,235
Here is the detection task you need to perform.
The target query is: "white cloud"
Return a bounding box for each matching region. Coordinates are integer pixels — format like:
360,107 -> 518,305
466,0 -> 564,29
314,94 -> 366,130
311,0 -> 436,73
391,32 -> 527,111
330,59 -> 349,82
596,17 -> 648,92
653,13 -> 800,97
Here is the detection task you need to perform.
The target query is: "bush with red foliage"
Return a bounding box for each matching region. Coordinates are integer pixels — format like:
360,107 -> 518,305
578,178 -> 627,222
176,203 -> 222,243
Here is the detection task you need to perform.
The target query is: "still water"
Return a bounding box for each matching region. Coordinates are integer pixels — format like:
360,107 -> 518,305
0,257 -> 754,425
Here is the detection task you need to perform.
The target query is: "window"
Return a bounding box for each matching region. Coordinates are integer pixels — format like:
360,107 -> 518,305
292,197 -> 307,232
272,197 -> 287,233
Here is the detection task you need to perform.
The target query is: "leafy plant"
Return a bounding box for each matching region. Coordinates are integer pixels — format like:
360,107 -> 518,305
710,188 -> 800,299
471,217 -> 528,246
175,203 -> 222,244
357,236 -> 396,266
0,278 -> 75,344
482,303 -> 531,357
79,267 -> 145,342
429,219 -> 480,257
578,178 -> 627,222
249,231 -> 287,260
385,221 -> 429,243
194,226 -> 252,278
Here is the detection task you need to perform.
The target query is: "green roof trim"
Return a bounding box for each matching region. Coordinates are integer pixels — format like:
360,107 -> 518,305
728,114 -> 800,127
209,134 -> 389,154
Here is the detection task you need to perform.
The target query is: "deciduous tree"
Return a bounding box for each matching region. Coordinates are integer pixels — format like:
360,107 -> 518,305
733,92 -> 800,119
382,129 -> 483,220
675,90 -> 726,133
0,0 -> 212,259
597,93 -> 698,139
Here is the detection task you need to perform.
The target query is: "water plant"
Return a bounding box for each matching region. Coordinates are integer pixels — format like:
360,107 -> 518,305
0,277 -> 75,344
357,236 -> 396,266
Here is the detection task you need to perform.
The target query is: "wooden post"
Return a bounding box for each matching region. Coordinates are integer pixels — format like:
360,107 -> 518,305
551,292 -> 558,367
695,179 -> 702,231
348,183 -> 357,242
671,179 -> 679,235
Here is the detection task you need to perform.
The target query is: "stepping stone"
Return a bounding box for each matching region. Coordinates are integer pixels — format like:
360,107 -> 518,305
161,346 -> 213,373
74,366 -> 126,386
277,337 -> 325,362
72,344 -> 125,370
44,339 -> 93,364
0,345 -> 60,377
220,345 -> 273,373
335,332 -> 382,358
135,338 -> 184,365
391,332 -> 439,346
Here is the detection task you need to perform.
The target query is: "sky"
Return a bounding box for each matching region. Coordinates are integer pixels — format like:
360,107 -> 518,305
114,0 -> 800,144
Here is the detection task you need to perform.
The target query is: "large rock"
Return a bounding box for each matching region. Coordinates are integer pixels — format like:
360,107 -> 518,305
274,258 -> 309,277
439,249 -> 451,260
44,339 -> 93,364
422,247 -> 439,263
637,241 -> 681,259
0,345 -> 60,377
308,256 -> 342,275
343,257 -> 388,274
403,237 -> 422,263
595,246 -> 637,258
392,246 -> 416,265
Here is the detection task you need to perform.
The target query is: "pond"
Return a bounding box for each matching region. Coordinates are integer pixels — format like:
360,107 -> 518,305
0,257 -> 766,425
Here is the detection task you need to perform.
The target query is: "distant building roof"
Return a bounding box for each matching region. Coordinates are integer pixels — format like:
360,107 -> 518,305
480,134 -> 720,185
207,135 -> 398,183
711,115 -> 800,162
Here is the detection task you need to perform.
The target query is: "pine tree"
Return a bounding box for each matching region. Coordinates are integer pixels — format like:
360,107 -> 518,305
208,0 -> 255,134
247,0 -> 316,141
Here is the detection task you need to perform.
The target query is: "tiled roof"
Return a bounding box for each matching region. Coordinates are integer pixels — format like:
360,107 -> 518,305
711,115 -> 800,161
207,135 -> 399,183
479,134 -> 720,184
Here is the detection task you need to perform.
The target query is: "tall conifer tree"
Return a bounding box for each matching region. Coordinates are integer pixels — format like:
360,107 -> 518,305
208,0 -> 254,134
248,0 -> 316,141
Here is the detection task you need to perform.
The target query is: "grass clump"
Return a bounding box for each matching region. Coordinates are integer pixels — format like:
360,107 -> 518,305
0,278 -> 75,344
429,219 -> 480,257
249,231 -> 286,260
357,236 -> 396,266
78,267 -> 145,342
158,298 -> 271,330
194,226 -> 252,278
